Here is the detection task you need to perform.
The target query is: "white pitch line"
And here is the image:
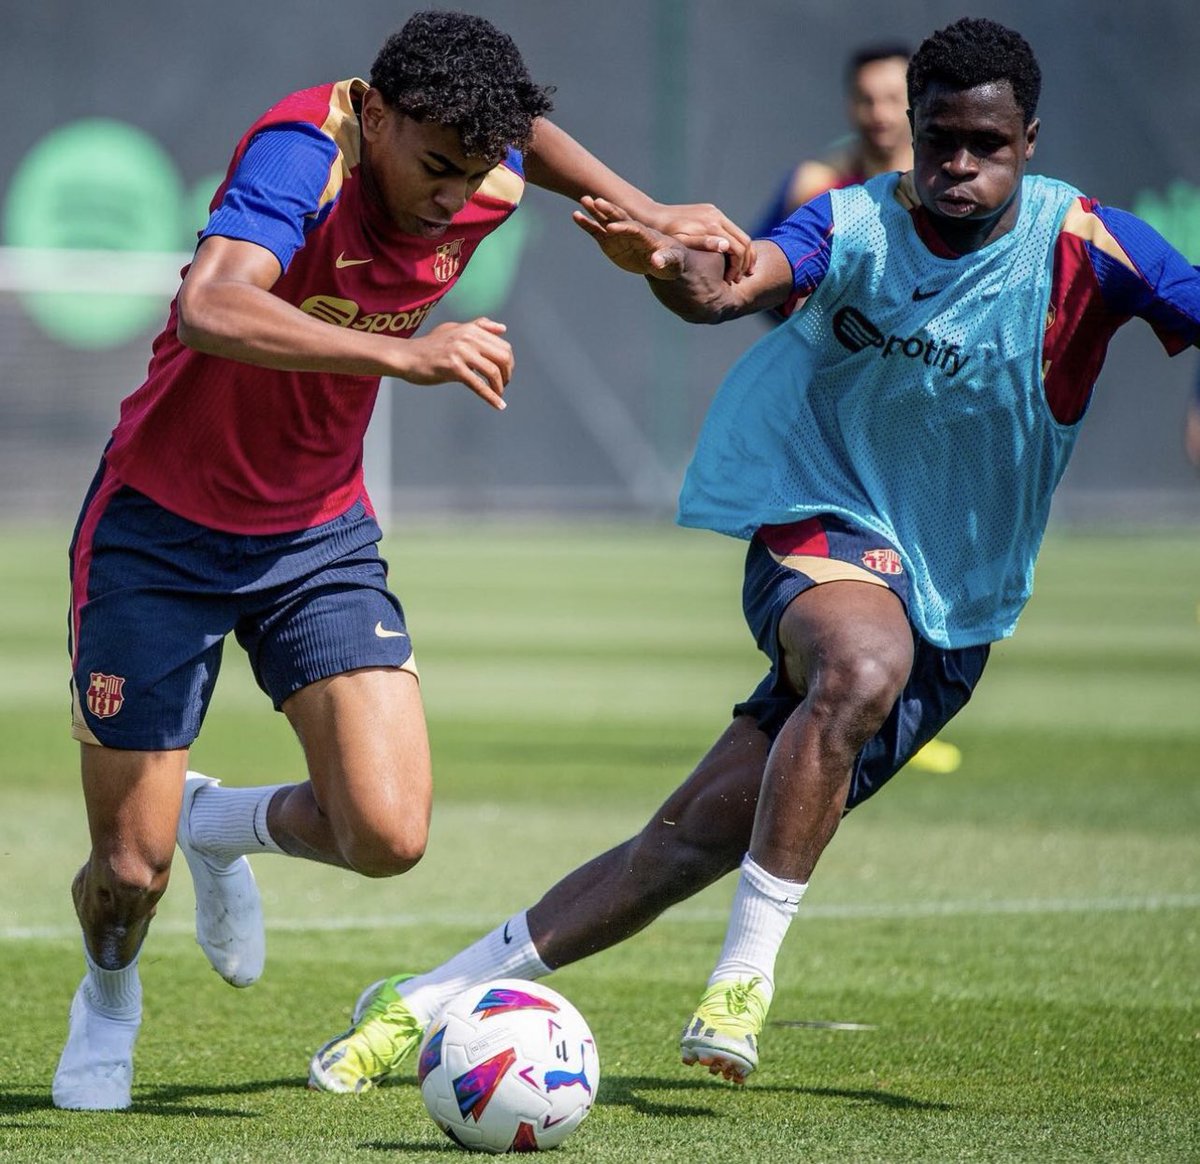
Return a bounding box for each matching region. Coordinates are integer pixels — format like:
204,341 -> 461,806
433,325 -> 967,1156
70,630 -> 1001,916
2,893 -> 1197,943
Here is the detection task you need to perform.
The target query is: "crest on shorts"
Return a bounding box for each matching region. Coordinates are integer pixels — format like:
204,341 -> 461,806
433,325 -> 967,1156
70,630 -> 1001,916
861,548 -> 903,575
433,238 -> 465,283
86,672 -> 126,718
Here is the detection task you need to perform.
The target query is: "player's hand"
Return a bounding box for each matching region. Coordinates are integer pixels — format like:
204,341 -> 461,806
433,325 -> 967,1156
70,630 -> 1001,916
643,201 -> 756,282
399,318 -> 513,410
573,197 -> 689,280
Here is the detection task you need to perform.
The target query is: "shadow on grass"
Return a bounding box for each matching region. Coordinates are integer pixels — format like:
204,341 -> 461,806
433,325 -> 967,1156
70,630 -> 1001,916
352,1074 -> 955,1153
0,1072 -> 953,1126
0,1077 -> 298,1118
598,1074 -> 954,1117
358,1141 -> 459,1155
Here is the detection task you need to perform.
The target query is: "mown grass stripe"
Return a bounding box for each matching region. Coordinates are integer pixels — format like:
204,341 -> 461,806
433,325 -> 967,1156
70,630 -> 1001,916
5,893 -> 1196,941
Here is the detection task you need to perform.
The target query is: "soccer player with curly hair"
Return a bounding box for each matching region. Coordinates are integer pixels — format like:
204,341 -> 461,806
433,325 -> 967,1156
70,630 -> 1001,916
52,10 -> 753,1111
308,16 -> 1200,1092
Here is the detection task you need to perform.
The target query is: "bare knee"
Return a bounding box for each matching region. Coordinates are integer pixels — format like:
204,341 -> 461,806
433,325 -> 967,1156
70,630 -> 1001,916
75,849 -> 172,934
805,650 -> 910,747
340,819 -> 428,878
307,764 -> 432,877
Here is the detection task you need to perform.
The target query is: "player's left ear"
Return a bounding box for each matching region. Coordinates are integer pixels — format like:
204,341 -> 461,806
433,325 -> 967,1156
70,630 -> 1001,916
1023,117 -> 1040,159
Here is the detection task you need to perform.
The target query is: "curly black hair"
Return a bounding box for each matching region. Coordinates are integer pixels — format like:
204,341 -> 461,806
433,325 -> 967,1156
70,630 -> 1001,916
908,17 -> 1042,124
370,10 -> 555,159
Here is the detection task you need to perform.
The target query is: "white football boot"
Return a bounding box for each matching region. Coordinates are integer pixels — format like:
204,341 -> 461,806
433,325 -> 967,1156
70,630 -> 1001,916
177,772 -> 265,987
52,978 -> 140,1110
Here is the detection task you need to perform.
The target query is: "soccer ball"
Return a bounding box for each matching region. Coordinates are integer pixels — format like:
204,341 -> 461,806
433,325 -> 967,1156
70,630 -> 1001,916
417,978 -> 600,1154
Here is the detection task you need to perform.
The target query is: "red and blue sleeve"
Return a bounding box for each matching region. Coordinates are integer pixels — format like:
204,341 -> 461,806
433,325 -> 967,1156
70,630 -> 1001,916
761,192 -> 835,317
1072,200 -> 1200,351
1042,198 -> 1200,423
200,123 -> 340,271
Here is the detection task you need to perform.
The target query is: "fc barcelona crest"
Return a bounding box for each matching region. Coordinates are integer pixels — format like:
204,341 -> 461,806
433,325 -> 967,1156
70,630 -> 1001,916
86,672 -> 126,718
433,238 -> 465,283
861,548 -> 903,575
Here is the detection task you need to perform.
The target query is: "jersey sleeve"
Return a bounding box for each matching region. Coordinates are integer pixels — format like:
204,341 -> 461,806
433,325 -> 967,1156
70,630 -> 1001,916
501,144 -> 524,178
761,191 -> 835,317
1075,201 -> 1200,353
200,123 -> 340,271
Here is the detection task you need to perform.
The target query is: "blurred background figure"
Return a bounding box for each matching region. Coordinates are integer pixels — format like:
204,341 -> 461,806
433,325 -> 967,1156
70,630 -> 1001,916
1186,359 -> 1200,470
752,41 -> 914,237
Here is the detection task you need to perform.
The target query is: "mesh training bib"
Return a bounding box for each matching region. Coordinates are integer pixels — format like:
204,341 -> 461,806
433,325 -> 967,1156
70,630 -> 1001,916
678,172 -> 1083,648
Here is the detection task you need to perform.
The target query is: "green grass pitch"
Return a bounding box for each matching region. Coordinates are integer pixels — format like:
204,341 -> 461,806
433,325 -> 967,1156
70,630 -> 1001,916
0,521 -> 1196,1162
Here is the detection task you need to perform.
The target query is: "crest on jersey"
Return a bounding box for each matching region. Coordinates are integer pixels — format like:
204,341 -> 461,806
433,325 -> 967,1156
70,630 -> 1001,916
433,238 -> 465,283
861,548 -> 903,575
86,672 -> 126,718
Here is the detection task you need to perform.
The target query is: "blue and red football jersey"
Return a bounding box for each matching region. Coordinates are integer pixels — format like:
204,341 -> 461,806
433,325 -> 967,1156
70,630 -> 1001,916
105,79 -> 526,534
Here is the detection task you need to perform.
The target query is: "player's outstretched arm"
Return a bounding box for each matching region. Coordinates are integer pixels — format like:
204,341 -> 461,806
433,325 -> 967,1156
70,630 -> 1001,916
523,118 -> 756,281
176,236 -> 512,409
573,197 -> 793,324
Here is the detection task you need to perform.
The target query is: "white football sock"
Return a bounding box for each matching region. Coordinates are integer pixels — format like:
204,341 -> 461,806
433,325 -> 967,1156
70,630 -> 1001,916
83,944 -> 142,1021
707,854 -> 807,999
187,780 -> 289,865
398,911 -> 551,1025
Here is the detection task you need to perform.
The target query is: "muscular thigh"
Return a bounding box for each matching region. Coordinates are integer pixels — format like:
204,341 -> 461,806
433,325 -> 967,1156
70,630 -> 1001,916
724,521 -> 991,816
776,579 -> 912,698
283,666 -> 431,840
735,516 -> 915,735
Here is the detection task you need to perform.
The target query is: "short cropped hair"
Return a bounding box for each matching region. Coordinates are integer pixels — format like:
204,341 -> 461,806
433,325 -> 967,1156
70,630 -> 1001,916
845,41 -> 911,86
907,17 -> 1042,124
370,10 -> 556,158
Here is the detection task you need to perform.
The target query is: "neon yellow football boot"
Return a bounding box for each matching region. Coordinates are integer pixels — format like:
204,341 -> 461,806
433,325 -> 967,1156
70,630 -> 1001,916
680,976 -> 769,1084
308,974 -> 422,1093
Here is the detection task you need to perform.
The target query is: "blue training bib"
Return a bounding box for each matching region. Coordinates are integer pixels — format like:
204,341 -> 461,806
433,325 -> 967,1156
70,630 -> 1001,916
678,172 -> 1084,648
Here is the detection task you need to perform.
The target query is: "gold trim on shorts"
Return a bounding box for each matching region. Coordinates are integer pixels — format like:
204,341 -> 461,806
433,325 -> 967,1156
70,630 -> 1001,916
767,551 -> 891,588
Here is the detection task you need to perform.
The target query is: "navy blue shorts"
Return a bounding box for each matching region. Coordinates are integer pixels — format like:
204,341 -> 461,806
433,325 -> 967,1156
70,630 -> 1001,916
68,461 -> 416,749
734,515 -> 990,812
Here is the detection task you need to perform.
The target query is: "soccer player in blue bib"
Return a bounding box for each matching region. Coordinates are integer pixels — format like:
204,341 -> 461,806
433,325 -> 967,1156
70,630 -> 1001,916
309,17 -> 1200,1090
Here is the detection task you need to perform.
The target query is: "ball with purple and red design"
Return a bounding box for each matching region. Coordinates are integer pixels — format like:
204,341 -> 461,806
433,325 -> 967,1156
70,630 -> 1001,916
417,978 -> 600,1153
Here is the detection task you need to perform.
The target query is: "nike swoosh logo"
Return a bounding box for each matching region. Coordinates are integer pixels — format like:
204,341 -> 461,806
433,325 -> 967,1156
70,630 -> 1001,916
374,621 -> 407,639
911,286 -> 942,301
336,252 -> 372,268
502,921 -> 513,944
